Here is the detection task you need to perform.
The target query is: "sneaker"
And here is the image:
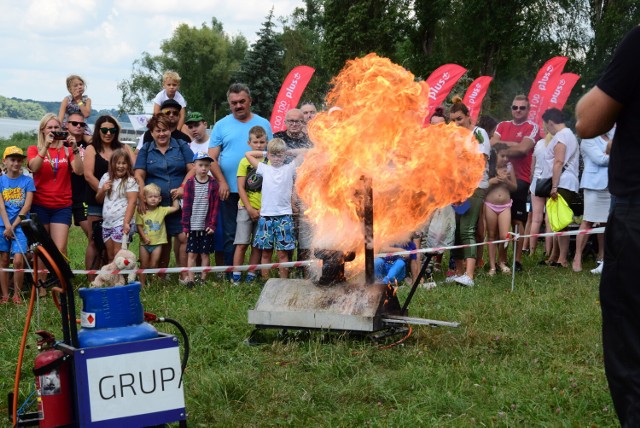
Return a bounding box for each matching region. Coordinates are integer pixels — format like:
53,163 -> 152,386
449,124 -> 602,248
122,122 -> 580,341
185,281 -> 196,289
591,261 -> 604,275
454,273 -> 475,287
421,281 -> 437,289
232,273 -> 242,283
245,274 -> 257,284
515,261 -> 523,272
445,275 -> 458,283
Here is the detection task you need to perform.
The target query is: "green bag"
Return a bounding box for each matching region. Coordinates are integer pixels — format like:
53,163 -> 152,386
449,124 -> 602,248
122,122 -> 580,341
546,194 -> 574,232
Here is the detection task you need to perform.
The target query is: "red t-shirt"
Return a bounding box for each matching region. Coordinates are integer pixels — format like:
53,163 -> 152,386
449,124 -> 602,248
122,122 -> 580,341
27,145 -> 76,208
494,120 -> 538,183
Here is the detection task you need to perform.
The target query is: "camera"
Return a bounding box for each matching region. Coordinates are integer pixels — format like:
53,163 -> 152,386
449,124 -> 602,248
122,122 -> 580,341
52,131 -> 69,140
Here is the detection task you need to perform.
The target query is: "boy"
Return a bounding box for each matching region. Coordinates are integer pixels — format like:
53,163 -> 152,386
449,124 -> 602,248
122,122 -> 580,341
374,242 -> 419,285
152,71 -> 187,131
135,183 -> 179,287
0,147 -> 36,304
181,152 -> 220,287
245,138 -> 306,279
232,126 -> 267,283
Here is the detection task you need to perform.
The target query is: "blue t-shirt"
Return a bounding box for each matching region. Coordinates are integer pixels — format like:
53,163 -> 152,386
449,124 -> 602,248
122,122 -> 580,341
0,174 -> 36,223
385,241 -> 418,262
210,113 -> 272,193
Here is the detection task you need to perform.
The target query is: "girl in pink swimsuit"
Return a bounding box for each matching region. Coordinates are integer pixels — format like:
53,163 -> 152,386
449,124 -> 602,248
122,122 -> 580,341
484,144 -> 517,275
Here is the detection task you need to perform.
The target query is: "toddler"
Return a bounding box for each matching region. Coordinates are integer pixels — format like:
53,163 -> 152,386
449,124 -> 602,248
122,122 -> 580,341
58,75 -> 92,141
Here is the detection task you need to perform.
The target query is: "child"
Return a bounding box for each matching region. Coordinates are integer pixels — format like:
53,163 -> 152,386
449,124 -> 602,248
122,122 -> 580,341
246,138 -> 306,279
152,71 -> 187,132
0,147 -> 36,304
232,126 -> 268,283
136,183 -> 180,286
484,143 -> 517,275
58,75 -> 92,141
374,242 -> 419,284
96,149 -> 138,262
181,152 -> 220,287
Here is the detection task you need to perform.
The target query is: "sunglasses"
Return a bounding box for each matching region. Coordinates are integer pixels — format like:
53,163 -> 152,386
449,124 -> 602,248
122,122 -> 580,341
100,127 -> 117,135
68,121 -> 86,127
511,105 -> 528,111
162,110 -> 180,117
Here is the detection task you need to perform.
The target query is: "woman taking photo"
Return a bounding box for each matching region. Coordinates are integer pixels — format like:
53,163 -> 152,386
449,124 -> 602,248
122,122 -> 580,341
84,115 -> 134,269
27,113 -> 84,257
134,113 -> 194,284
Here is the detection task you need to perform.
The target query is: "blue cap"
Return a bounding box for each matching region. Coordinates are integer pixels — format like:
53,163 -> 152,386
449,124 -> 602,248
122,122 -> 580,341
193,151 -> 214,162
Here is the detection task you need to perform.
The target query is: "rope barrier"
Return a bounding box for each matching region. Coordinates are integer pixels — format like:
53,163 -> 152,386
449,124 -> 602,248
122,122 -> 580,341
0,227 -> 605,276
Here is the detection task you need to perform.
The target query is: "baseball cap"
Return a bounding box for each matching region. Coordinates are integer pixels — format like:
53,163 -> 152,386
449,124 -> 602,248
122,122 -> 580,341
185,111 -> 205,124
160,99 -> 182,111
193,152 -> 214,162
3,146 -> 26,159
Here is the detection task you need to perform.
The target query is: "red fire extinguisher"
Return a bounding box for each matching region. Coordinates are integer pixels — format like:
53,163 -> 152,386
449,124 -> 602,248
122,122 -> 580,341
33,331 -> 73,428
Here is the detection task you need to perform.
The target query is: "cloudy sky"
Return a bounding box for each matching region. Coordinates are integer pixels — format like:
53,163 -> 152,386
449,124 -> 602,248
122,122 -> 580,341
0,0 -> 300,112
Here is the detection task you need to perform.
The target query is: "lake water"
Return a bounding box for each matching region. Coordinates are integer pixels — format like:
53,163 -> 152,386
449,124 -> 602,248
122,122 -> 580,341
0,117 -> 41,138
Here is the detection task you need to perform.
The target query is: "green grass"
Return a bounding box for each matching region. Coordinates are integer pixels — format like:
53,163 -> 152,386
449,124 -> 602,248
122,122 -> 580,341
0,227 -> 617,427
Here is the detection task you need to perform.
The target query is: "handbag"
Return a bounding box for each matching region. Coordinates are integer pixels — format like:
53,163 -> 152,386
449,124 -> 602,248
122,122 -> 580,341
546,194 -> 574,231
534,177 -> 552,197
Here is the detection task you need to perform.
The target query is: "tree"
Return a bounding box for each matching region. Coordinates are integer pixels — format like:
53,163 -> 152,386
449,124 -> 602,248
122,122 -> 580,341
118,18 -> 247,121
236,8 -> 284,118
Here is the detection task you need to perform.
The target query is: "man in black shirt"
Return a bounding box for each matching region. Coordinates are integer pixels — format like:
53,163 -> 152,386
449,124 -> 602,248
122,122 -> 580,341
576,26 -> 640,426
273,108 -> 311,150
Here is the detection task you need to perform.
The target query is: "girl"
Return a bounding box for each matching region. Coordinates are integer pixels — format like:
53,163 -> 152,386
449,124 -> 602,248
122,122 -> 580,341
58,75 -> 92,142
484,143 -> 517,275
96,149 -> 138,261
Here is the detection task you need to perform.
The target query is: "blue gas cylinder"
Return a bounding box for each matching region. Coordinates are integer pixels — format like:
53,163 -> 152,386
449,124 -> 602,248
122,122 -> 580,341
77,282 -> 157,348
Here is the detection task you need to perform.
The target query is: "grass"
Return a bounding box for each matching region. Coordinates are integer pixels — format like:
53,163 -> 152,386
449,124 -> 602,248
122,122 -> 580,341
0,227 -> 617,427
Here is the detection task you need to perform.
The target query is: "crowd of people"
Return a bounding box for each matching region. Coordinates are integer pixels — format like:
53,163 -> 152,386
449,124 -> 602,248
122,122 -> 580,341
0,70 -> 609,302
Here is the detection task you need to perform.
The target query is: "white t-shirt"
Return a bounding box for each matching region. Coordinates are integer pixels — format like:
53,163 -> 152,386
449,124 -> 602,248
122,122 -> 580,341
542,127 -> 580,192
153,90 -> 187,108
529,138 -> 548,193
98,174 -> 139,228
257,161 -> 298,216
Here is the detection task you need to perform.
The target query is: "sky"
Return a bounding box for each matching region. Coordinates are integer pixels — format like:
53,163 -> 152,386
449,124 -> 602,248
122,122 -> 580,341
0,0 -> 301,112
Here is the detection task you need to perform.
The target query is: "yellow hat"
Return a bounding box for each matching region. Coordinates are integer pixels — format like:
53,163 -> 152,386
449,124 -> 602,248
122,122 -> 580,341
3,146 -> 26,159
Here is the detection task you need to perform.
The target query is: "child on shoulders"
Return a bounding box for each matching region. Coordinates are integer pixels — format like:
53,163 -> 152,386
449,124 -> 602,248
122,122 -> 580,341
245,138 -> 307,279
181,152 -> 220,287
58,74 -> 92,142
153,71 -> 187,132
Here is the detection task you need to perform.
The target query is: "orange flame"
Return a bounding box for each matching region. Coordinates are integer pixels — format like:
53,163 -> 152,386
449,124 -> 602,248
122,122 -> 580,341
296,54 -> 484,263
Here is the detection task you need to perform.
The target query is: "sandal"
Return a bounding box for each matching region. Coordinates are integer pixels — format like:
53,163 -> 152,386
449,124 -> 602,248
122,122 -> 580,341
12,295 -> 23,304
1,296 -> 9,304
488,268 -> 496,276
499,264 -> 511,274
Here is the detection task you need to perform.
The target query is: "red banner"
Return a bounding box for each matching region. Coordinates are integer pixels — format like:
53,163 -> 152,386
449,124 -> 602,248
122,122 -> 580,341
462,76 -> 493,123
527,56 -> 568,130
270,65 -> 315,133
545,73 -> 580,111
423,64 -> 467,122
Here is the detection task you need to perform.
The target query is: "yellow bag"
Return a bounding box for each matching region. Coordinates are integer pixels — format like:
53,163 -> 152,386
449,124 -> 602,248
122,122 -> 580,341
546,194 -> 574,232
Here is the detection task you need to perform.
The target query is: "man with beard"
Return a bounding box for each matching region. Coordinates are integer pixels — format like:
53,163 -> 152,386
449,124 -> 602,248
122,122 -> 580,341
208,83 -> 272,269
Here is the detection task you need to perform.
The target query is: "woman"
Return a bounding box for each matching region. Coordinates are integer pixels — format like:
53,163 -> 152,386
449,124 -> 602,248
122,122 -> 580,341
134,113 -> 194,284
571,128 -> 613,272
540,108 -> 579,267
84,115 -> 135,269
529,133 -> 553,258
27,113 -> 84,257
446,97 -> 491,286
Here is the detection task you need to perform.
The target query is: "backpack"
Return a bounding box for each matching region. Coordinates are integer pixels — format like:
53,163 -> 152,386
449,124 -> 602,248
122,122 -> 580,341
245,158 -> 267,192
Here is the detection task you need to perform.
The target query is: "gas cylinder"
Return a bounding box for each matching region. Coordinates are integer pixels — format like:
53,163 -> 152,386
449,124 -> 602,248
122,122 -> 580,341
33,331 -> 73,428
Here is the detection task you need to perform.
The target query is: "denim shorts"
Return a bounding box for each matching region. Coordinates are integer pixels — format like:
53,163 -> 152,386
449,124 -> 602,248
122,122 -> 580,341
0,226 -> 29,256
30,204 -> 72,226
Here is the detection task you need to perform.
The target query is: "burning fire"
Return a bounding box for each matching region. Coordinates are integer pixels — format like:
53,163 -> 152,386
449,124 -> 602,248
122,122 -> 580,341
296,54 -> 484,264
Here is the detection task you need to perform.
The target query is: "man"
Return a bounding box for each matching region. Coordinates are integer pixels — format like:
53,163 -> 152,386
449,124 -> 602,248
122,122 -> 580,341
66,112 -> 91,239
208,83 -> 272,267
490,95 -> 538,271
273,109 -> 311,150
301,102 -> 318,131
135,99 -> 190,153
185,111 -> 226,268
575,26 -> 640,427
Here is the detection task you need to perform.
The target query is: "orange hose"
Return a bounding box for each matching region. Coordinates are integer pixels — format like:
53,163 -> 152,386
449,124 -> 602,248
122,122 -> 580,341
12,245 -> 69,426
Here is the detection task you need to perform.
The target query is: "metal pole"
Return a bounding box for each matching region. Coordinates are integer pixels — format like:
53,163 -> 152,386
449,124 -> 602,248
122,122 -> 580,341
363,176 -> 375,285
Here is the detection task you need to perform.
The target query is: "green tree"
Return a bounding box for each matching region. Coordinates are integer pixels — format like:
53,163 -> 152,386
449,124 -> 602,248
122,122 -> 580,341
118,18 -> 247,121
236,8 -> 284,118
